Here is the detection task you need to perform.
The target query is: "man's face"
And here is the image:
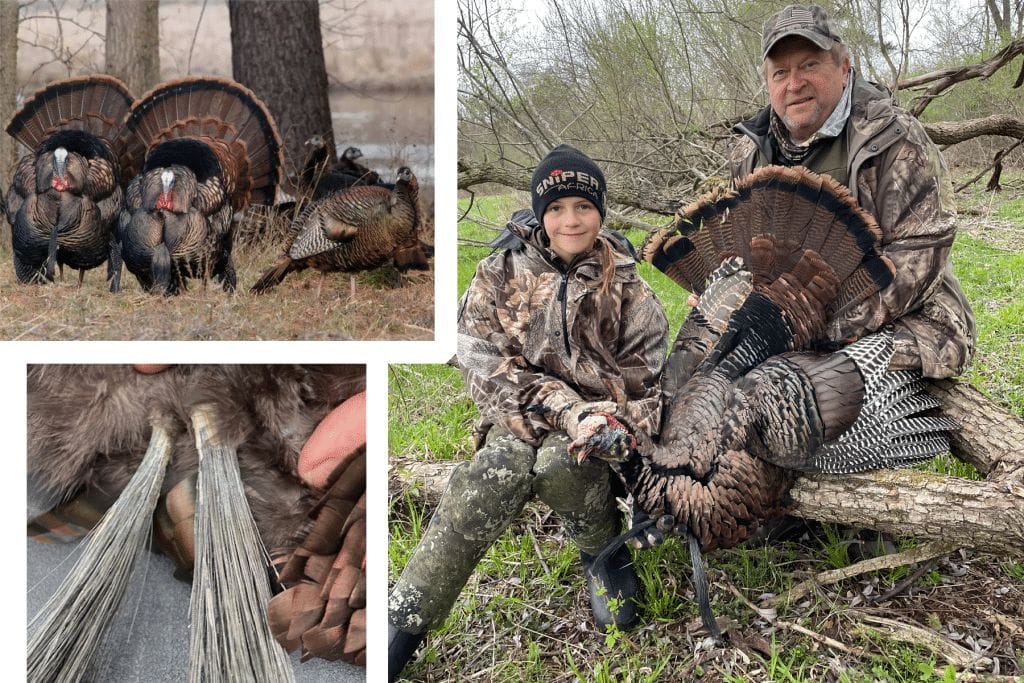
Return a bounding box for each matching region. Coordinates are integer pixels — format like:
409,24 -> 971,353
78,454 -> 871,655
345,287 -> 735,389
764,36 -> 850,143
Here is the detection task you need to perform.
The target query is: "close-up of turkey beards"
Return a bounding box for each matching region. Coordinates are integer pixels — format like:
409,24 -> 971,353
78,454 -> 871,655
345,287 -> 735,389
26,364 -> 366,683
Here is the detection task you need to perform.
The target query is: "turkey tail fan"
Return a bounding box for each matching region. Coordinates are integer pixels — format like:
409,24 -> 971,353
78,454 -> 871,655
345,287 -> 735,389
644,166 -> 895,334
269,451 -> 367,664
27,422 -> 174,683
188,405 -> 296,683
6,75 -> 134,151
120,76 -> 285,209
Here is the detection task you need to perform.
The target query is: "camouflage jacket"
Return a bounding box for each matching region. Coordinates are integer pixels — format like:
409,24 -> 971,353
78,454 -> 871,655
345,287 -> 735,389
457,211 -> 668,448
729,76 -> 976,378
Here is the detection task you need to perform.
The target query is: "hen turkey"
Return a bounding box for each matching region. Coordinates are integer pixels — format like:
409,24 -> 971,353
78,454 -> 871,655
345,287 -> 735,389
112,77 -> 284,295
27,365 -> 367,676
581,166 -> 957,634
3,75 -> 134,285
299,136 -> 381,199
251,166 -> 430,295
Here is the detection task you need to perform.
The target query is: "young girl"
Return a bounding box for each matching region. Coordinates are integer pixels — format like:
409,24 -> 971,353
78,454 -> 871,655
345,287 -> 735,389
389,145 -> 668,680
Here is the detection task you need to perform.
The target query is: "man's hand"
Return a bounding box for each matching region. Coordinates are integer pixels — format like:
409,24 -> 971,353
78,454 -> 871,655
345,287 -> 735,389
298,391 -> 366,489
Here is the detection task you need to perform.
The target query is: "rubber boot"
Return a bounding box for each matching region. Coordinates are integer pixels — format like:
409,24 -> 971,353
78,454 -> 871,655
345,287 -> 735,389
580,543 -> 640,631
388,622 -> 426,683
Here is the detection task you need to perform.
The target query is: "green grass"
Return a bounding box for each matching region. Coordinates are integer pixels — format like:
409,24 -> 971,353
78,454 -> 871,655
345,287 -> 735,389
950,234 -> 1024,414
393,185 -> 1024,682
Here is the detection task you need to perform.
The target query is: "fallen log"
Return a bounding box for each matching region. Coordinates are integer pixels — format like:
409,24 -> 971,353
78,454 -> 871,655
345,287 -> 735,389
390,380 -> 1024,557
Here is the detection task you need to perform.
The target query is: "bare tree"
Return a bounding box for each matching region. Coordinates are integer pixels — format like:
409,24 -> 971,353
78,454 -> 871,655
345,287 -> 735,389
459,0 -> 1024,210
105,0 -> 159,96
0,0 -> 19,188
228,0 -> 333,176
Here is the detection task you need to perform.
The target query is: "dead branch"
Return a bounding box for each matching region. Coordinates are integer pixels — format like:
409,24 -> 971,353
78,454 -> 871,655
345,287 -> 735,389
924,115 -> 1024,146
898,38 -> 1024,117
848,612 -> 993,670
458,157 -> 692,216
390,379 -> 1024,557
763,540 -> 958,607
955,138 -> 1024,193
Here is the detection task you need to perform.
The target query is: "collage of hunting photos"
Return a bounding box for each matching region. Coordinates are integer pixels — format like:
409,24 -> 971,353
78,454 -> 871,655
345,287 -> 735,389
8,1 -> 1024,682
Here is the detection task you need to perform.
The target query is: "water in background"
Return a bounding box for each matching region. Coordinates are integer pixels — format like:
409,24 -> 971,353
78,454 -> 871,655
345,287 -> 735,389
329,89 -> 434,189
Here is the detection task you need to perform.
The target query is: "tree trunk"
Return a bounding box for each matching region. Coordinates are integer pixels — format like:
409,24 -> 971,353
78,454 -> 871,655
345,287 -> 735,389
105,0 -> 160,97
0,0 -> 20,186
390,380 -> 1024,557
228,0 -> 333,180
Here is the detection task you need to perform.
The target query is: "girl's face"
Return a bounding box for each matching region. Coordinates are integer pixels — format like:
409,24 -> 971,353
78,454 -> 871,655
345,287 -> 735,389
542,196 -> 601,263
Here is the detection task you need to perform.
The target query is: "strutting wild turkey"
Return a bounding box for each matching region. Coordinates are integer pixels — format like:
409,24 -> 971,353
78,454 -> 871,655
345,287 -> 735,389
300,136 -> 382,199
251,166 -> 430,296
112,77 -> 284,295
576,165 -> 956,636
26,365 -> 367,679
3,75 -> 134,285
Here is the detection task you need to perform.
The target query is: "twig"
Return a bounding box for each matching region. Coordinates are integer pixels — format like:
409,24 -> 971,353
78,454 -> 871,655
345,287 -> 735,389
848,611 -> 993,670
775,618 -> 868,657
763,540 -> 958,607
870,557 -> 939,604
727,581 -> 871,658
526,527 -> 550,577
955,138 -> 1024,193
458,190 -> 476,222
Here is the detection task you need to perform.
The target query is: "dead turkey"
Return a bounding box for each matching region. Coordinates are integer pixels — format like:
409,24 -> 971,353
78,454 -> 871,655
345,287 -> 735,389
251,166 -> 430,295
3,75 -> 134,285
579,166 -> 957,636
26,365 -> 366,680
111,77 -> 284,295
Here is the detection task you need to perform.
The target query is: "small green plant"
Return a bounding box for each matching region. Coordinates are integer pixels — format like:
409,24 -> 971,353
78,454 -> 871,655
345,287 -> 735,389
1002,560 -> 1024,582
820,524 -> 852,569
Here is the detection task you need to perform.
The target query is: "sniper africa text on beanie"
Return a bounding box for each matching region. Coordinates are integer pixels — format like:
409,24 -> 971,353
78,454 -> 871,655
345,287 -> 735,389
531,144 -> 607,221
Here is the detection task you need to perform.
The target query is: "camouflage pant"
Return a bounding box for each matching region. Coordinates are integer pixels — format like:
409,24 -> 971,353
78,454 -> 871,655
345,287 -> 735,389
389,428 -> 619,633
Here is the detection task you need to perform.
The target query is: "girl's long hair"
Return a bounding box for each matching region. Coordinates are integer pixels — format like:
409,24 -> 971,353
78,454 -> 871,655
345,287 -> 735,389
597,237 -> 617,296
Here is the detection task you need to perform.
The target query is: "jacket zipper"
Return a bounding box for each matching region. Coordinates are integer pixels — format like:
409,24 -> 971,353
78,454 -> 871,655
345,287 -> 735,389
557,268 -> 571,357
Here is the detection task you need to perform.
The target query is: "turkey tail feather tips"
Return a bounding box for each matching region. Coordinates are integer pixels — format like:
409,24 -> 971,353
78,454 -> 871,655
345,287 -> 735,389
645,166 -> 890,324
122,77 -> 284,209
6,75 -> 134,152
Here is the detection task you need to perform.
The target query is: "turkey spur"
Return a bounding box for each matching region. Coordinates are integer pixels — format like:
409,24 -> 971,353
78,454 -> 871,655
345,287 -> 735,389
579,166 -> 957,635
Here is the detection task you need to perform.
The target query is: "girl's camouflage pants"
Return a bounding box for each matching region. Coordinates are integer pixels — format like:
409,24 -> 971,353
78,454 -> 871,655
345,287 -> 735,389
389,428 -> 619,633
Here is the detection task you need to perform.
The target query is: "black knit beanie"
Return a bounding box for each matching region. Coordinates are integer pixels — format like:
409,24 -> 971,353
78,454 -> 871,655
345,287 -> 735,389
530,144 -> 607,221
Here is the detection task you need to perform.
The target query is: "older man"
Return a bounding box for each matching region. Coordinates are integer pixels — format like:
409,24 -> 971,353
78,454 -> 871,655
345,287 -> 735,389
730,4 -> 975,378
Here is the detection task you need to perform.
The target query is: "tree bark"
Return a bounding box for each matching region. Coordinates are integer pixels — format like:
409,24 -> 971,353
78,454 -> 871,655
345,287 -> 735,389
228,0 -> 333,179
923,115 -> 1024,146
105,0 -> 160,97
390,380 -> 1024,557
0,0 -> 20,186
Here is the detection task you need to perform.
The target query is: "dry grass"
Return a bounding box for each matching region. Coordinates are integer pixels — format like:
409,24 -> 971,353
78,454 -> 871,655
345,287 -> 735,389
0,209 -> 434,341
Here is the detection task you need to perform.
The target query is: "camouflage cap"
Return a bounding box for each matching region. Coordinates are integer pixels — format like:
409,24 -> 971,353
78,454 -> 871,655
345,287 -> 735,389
762,5 -> 842,59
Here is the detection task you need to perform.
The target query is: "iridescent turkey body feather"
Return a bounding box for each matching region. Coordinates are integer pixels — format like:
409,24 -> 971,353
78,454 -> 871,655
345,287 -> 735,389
625,165 -> 956,552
